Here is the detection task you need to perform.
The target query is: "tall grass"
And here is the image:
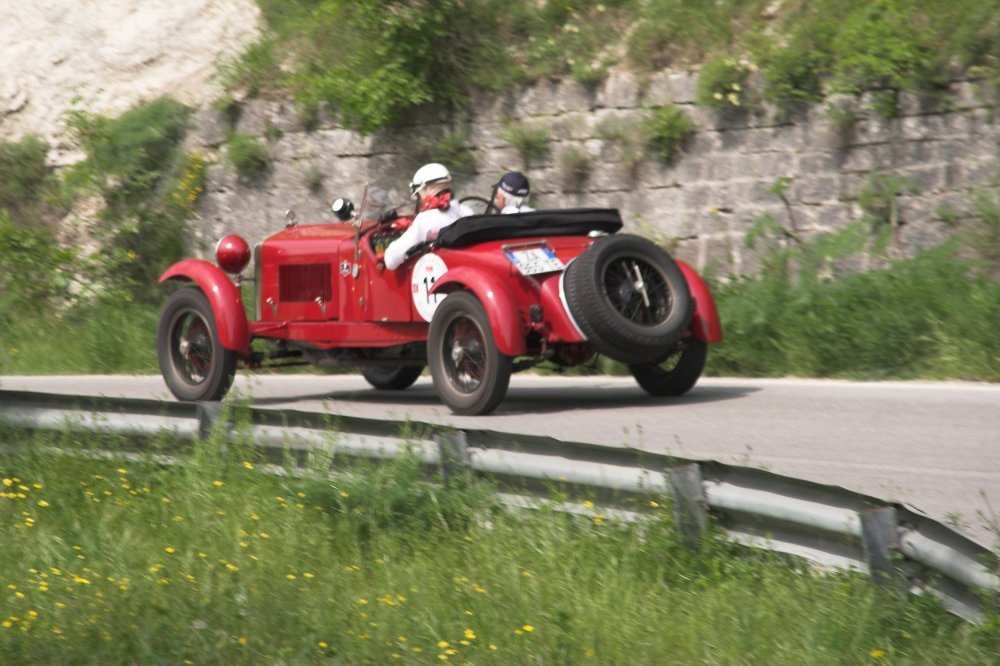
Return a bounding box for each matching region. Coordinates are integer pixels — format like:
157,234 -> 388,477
0,300 -> 159,375
0,425 -> 996,664
709,242 -> 1000,381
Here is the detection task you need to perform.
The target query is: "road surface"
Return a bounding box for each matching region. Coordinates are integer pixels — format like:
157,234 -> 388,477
2,373 -> 998,546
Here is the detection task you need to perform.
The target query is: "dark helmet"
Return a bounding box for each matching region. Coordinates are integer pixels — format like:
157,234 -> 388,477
495,171 -> 530,197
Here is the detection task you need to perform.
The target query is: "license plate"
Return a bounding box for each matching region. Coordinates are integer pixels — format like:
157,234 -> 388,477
506,247 -> 565,275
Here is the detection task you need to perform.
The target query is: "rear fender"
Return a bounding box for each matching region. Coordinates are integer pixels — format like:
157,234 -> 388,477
159,259 -> 250,355
430,267 -> 526,356
676,260 -> 723,343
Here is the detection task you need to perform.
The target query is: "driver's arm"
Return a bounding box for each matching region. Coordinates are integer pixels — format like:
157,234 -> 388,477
383,217 -> 424,270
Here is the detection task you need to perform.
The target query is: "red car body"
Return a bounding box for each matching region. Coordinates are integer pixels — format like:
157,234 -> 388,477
157,204 -> 721,415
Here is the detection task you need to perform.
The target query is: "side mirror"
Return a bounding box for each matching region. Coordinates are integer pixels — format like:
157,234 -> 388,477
284,209 -> 297,228
332,198 -> 355,222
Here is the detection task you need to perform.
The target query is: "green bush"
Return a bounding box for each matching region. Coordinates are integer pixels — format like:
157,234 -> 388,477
0,135 -> 53,223
627,0 -> 769,70
226,132 -> 271,179
696,55 -> 754,109
65,96 -> 196,303
431,129 -> 477,175
830,0 -> 942,116
710,235 -> 1000,381
0,211 -> 77,328
642,105 -> 695,162
557,146 -> 593,191
501,121 -> 550,164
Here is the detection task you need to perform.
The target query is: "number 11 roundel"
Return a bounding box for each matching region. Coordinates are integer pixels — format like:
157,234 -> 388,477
411,253 -> 449,322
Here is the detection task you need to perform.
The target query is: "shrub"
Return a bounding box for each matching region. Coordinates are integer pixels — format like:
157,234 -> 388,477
0,210 -> 77,326
65,96 -> 195,303
830,0 -> 941,116
642,105 -> 695,162
0,135 -> 53,223
858,172 -> 920,233
431,129 -> 477,175
696,55 -> 755,109
226,132 -> 271,180
627,0 -> 769,70
501,121 -> 551,164
558,146 -> 593,191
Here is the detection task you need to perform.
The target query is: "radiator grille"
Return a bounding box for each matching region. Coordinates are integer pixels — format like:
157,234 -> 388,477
279,264 -> 332,302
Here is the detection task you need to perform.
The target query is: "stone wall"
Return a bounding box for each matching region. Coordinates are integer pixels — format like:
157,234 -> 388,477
190,70 -> 999,276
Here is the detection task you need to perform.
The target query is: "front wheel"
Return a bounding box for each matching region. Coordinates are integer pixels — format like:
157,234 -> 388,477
629,337 -> 707,397
428,291 -> 512,415
157,287 -> 237,402
360,366 -> 424,390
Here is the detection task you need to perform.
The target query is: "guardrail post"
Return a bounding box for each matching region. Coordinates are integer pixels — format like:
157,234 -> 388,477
861,506 -> 903,587
197,402 -> 225,441
437,431 -> 470,482
668,464 -> 708,549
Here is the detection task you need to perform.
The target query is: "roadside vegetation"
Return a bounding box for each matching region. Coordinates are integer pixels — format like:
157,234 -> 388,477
0,425 -> 996,664
225,0 -> 1000,132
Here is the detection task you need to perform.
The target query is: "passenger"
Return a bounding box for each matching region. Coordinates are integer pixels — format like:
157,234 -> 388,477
493,171 -> 534,214
383,163 -> 472,270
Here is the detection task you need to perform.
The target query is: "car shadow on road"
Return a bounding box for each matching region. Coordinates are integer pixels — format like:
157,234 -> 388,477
249,382 -> 758,414
493,384 -> 758,415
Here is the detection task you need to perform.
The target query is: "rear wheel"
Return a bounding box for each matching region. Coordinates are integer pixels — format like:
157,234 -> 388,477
629,337 -> 707,396
360,366 -> 424,390
564,234 -> 693,364
157,287 -> 237,402
428,291 -> 512,415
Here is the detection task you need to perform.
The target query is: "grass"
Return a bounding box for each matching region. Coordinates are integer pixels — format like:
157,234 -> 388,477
0,300 -> 159,375
709,242 -> 1000,381
1,425 -> 997,664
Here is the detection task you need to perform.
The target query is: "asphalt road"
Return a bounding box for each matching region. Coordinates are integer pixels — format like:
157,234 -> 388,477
3,373 -> 998,546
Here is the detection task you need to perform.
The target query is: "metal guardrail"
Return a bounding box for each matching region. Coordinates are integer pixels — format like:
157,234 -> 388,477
0,388 -> 996,623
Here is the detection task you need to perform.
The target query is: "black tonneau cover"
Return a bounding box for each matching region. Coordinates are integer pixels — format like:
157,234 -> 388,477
436,207 -> 623,248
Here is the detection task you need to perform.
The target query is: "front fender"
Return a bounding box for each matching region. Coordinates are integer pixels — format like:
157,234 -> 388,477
159,259 -> 250,355
430,267 -> 526,356
676,260 -> 723,343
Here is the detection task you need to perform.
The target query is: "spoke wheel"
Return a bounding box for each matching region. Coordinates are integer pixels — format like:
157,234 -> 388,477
564,234 -> 693,364
428,291 -> 511,415
157,287 -> 237,402
629,337 -> 708,396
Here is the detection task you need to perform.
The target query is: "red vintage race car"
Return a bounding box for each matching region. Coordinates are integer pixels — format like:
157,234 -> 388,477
156,188 -> 722,415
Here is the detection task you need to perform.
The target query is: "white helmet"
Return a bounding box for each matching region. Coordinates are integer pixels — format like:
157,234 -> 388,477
409,162 -> 452,199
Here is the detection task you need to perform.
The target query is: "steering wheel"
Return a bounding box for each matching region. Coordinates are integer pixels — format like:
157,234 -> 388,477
459,195 -> 497,215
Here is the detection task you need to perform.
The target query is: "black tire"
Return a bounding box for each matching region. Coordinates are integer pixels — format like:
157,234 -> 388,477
629,337 -> 708,397
428,291 -> 512,415
564,234 -> 693,364
157,287 -> 237,402
360,366 -> 424,390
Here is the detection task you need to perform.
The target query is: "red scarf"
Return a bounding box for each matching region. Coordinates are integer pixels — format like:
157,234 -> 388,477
421,190 -> 452,212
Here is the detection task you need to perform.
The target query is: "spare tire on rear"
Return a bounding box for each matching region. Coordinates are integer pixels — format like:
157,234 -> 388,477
564,234 -> 693,364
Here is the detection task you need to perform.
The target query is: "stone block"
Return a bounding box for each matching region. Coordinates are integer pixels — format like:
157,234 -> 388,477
192,107 -> 230,148
841,144 -> 892,172
644,70 -> 699,106
792,175 -> 839,205
596,70 -> 642,109
797,152 -> 838,175
899,164 -> 947,194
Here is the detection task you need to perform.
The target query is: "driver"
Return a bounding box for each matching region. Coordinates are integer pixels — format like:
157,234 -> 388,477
383,163 -> 472,270
493,171 -> 534,214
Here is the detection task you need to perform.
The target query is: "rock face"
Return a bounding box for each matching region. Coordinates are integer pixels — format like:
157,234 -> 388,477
192,72 -> 1000,277
2,2 -> 997,276
0,0 -> 261,159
